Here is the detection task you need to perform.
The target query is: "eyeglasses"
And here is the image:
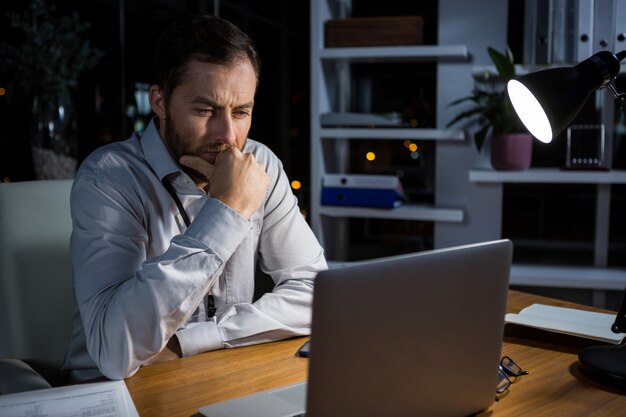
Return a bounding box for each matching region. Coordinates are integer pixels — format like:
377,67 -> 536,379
500,356 -> 529,379
496,356 -> 528,400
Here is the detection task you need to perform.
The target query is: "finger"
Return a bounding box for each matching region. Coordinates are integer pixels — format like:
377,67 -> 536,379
216,145 -> 243,161
179,155 -> 216,180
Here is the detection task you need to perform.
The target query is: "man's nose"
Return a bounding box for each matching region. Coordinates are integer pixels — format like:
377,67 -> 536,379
211,112 -> 237,145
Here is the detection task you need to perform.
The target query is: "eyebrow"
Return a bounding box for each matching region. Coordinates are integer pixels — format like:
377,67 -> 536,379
190,97 -> 254,109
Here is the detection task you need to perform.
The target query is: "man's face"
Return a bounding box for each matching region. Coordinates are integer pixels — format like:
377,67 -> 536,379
154,59 -> 256,166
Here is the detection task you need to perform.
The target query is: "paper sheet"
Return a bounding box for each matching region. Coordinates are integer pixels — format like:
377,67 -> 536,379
0,380 -> 139,417
505,303 -> 626,344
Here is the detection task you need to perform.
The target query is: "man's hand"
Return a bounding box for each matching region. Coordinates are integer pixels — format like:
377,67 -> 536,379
180,147 -> 270,219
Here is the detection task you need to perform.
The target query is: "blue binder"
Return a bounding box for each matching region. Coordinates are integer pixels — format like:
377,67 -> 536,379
321,187 -> 404,208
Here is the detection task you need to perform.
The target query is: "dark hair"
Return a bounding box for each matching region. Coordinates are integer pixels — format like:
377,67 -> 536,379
154,15 -> 260,101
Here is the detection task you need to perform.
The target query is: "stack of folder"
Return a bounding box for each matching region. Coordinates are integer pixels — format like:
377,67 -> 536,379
321,174 -> 406,209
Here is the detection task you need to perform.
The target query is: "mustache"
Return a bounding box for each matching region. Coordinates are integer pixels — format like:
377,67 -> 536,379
200,144 -> 233,153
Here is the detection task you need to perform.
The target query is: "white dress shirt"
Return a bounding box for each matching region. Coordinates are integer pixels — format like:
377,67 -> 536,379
62,119 -> 327,381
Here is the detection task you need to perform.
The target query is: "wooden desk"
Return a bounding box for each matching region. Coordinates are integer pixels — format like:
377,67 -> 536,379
125,290 -> 626,416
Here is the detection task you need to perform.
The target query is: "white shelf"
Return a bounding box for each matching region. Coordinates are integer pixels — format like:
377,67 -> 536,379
320,128 -> 465,140
326,261 -> 626,292
472,64 -> 575,79
327,261 -> 626,291
475,63 -> 626,78
469,168 -> 626,184
510,263 -> 626,290
310,2 -> 473,260
319,204 -> 464,222
318,45 -> 469,62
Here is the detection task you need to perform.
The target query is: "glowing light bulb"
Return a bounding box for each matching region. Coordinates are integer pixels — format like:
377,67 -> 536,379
507,80 -> 552,143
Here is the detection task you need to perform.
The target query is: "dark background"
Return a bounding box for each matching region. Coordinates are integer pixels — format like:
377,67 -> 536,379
2,0 -> 625,271
0,0 -> 311,198
0,0 -> 440,212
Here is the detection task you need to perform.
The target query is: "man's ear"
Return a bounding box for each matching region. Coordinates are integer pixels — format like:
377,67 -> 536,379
150,86 -> 166,120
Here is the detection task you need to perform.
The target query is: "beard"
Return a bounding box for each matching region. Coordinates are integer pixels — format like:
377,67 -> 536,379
163,112 -> 246,162
164,113 -> 200,161
162,111 -> 247,184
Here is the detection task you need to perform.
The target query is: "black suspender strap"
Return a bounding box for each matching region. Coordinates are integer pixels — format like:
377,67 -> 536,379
160,177 -> 216,318
137,133 -> 216,318
161,178 -> 191,227
207,294 -> 217,317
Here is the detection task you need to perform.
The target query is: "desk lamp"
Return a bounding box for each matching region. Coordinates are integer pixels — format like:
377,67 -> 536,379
507,50 -> 626,391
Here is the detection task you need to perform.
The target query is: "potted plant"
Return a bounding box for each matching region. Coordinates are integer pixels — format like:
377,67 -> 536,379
0,0 -> 104,179
447,47 -> 532,170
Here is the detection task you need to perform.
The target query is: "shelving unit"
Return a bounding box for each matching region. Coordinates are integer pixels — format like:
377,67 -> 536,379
470,168 -> 626,184
318,45 -> 468,61
310,1 -> 468,261
469,168 -> 626,305
318,204 -> 464,222
319,128 -> 464,140
308,0 -> 626,308
510,264 -> 626,291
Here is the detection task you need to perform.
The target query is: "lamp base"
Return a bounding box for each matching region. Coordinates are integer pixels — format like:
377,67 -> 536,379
578,345 -> 626,391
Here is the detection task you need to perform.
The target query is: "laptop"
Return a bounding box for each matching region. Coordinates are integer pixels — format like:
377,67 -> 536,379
199,239 -> 513,417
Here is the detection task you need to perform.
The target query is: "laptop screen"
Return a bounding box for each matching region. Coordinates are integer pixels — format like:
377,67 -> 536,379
306,239 -> 512,417
199,239 -> 513,417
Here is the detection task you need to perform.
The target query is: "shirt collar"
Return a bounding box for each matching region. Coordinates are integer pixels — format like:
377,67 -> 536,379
140,117 -> 181,181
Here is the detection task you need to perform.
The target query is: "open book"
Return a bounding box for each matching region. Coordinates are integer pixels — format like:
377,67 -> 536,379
0,380 -> 138,417
505,304 -> 626,344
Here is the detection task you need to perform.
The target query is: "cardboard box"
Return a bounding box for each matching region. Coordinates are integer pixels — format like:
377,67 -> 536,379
325,16 -> 424,48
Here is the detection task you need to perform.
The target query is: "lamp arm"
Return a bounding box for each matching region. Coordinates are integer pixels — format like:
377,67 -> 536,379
607,51 -> 626,120
607,83 -> 626,334
606,84 -> 626,123
616,93 -> 626,123
611,288 -> 626,333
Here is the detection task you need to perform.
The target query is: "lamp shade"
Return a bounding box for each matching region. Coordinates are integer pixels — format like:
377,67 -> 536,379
507,51 -> 623,143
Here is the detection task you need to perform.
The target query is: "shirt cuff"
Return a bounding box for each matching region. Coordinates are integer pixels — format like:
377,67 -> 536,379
176,321 -> 223,357
185,198 -> 252,261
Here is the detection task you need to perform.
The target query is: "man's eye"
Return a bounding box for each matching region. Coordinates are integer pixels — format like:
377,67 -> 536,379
197,108 -> 214,115
234,110 -> 250,118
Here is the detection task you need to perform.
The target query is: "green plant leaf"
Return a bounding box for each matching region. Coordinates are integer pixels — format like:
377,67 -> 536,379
474,125 -> 490,152
446,108 -> 485,128
447,95 -> 476,107
487,46 -> 516,82
446,45 -> 523,152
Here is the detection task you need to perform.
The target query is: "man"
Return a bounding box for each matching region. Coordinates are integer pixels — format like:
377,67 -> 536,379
62,14 -> 327,382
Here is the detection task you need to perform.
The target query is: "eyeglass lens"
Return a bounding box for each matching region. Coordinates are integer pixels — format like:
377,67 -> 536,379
500,356 -> 529,377
496,356 -> 528,400
496,369 -> 511,394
